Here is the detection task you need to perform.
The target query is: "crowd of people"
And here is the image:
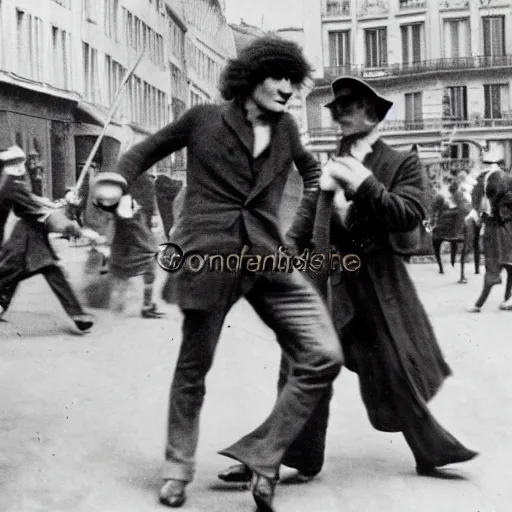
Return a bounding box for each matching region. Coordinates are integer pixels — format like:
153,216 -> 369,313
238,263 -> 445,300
5,34 -> 512,511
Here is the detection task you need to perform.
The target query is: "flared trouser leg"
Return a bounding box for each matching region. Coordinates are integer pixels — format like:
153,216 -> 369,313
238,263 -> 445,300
218,272 -> 342,480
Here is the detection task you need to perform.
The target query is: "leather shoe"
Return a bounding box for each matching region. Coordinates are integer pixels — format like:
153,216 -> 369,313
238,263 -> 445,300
218,463 -> 253,483
159,479 -> 187,508
251,473 -> 277,512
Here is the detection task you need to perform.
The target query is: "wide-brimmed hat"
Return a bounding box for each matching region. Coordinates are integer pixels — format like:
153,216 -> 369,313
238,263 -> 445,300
0,145 -> 26,164
324,76 -> 393,122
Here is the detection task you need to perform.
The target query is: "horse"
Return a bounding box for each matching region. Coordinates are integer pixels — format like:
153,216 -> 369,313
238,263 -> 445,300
431,171 -> 480,283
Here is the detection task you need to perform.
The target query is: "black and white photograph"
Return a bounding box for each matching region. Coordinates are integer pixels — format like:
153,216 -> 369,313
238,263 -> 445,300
0,0 -> 510,510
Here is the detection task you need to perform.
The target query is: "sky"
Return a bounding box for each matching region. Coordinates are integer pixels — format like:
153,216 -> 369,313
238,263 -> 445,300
224,0 -> 302,30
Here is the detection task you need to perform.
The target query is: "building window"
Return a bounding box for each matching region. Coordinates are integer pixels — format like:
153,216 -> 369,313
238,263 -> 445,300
52,26 -> 70,89
170,63 -> 187,101
443,86 -> 468,121
129,75 -> 143,125
365,28 -> 387,68
405,92 -> 423,125
105,55 -> 126,108
443,19 -> 471,59
328,31 -> 350,69
83,42 -> 99,102
16,10 -> 43,81
401,23 -> 424,65
104,0 -> 119,41
483,16 -> 505,57
121,7 -> 164,67
449,143 -> 470,160
484,84 -> 510,119
169,19 -> 185,61
84,0 -> 99,23
191,91 -> 204,106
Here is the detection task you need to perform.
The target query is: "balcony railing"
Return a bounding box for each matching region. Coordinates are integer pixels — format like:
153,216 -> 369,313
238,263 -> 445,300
358,0 -> 389,17
439,0 -> 469,9
323,54 -> 512,81
309,116 -> 512,139
322,1 -> 351,17
399,0 -> 427,9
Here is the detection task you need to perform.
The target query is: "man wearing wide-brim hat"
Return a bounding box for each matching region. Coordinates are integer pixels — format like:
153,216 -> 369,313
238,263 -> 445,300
281,76 -> 478,476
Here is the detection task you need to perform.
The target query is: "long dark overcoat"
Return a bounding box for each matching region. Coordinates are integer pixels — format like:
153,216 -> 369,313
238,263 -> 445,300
114,101 -> 320,309
287,139 -> 451,432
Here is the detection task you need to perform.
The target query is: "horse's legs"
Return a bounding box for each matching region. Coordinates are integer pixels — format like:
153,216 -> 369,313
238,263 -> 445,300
504,266 -> 512,302
433,238 -> 444,274
450,241 -> 458,267
459,238 -> 468,284
473,223 -> 481,274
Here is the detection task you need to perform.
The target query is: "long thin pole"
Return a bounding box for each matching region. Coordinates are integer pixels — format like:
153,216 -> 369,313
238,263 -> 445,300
74,52 -> 144,192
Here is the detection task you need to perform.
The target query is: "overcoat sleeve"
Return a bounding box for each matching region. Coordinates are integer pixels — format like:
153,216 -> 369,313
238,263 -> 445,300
115,106 -> 198,185
349,152 -> 426,233
284,115 -> 322,249
288,115 -> 321,192
285,191 -> 319,251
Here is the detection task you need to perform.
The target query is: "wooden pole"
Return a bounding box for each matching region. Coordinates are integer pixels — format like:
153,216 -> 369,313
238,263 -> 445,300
74,52 -> 144,193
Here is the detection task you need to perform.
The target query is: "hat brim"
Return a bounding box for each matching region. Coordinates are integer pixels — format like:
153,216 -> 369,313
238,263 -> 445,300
324,76 -> 393,122
0,145 -> 26,164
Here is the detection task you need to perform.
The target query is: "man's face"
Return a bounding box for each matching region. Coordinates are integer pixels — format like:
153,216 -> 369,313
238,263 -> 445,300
251,77 -> 295,113
330,96 -> 377,136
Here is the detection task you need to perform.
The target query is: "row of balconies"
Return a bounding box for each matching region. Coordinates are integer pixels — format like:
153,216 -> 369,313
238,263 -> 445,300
323,54 -> 512,82
309,116 -> 512,139
322,0 -> 489,19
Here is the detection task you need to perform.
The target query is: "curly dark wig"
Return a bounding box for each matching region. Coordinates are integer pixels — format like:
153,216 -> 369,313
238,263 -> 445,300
220,36 -> 312,101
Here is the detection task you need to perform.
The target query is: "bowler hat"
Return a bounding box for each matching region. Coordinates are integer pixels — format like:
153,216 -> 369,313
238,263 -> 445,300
324,76 -> 393,122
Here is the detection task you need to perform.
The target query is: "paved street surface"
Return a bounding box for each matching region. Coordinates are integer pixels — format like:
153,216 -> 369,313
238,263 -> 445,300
1,242 -> 510,512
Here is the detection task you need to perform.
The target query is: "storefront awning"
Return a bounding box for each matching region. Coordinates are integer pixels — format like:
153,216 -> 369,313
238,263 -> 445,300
74,101 -> 124,142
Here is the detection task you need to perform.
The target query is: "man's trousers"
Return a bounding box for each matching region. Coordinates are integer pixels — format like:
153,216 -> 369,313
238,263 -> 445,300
160,270 -> 343,482
0,264 -> 85,318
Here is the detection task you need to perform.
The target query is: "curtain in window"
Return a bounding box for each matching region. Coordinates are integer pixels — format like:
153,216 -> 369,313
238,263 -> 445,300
483,16 -> 505,57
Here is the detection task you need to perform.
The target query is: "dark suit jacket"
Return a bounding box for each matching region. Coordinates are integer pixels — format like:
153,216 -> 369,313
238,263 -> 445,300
114,101 -> 320,309
0,175 -> 60,285
0,174 -> 48,245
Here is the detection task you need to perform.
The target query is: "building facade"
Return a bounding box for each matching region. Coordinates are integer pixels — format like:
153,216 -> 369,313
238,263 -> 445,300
163,0 -> 236,180
0,0 -> 235,198
300,0 -> 512,175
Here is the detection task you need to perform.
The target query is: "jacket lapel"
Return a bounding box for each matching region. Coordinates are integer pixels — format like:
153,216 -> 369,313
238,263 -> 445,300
221,101 -> 253,156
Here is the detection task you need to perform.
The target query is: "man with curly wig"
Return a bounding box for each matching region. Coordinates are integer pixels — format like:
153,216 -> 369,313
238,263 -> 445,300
91,36 -> 343,510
